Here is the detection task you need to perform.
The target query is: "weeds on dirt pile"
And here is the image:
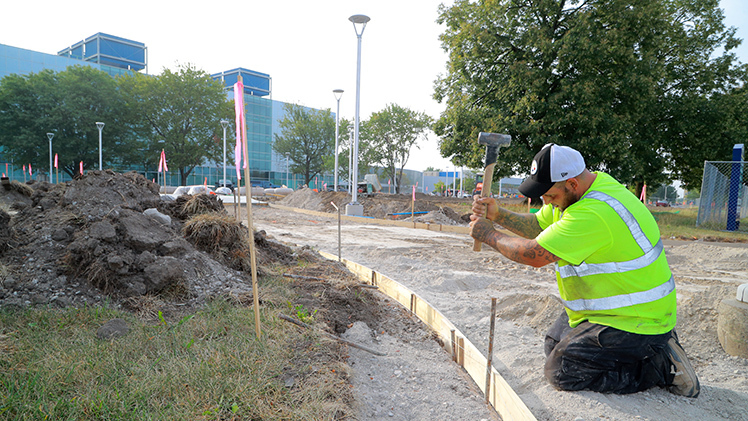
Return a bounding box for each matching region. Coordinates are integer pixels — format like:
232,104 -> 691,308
0,297 -> 351,420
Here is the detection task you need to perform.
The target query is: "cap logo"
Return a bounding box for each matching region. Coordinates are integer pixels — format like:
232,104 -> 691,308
561,172 -> 568,177
530,160 -> 538,175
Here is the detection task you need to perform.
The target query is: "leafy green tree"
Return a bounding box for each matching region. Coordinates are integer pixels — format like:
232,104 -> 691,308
663,88 -> 748,190
120,63 -> 231,186
434,0 -> 747,195
434,180 -> 446,195
0,66 -> 135,178
424,166 -> 442,172
652,184 -> 677,202
361,104 -> 433,193
273,103 -> 350,186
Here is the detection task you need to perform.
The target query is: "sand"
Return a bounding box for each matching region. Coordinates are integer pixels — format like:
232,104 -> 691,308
252,203 -> 748,421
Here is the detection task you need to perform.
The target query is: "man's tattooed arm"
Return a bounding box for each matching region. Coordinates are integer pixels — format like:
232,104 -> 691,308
470,218 -> 560,268
491,207 -> 543,239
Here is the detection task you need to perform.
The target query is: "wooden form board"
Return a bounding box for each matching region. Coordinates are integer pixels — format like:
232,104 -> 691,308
319,250 -> 538,421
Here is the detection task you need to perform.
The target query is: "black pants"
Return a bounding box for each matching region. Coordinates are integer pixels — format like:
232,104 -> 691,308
544,312 -> 672,394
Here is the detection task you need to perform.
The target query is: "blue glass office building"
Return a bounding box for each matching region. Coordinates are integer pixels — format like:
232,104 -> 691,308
1,33 -> 327,188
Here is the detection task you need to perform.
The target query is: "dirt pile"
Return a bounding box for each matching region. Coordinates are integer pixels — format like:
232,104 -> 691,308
0,171 -> 291,312
278,187 -> 469,224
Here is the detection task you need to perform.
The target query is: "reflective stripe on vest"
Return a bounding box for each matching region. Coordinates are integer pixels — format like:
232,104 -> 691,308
564,275 -> 675,312
555,190 -> 674,311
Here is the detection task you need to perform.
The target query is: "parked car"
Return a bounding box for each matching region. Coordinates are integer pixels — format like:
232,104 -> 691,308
251,180 -> 280,189
214,179 -> 234,191
655,200 -> 670,207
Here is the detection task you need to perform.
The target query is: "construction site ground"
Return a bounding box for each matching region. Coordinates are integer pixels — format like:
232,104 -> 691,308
246,188 -> 748,421
2,174 -> 748,420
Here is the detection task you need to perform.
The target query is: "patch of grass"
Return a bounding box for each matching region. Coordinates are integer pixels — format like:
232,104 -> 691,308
0,298 -> 352,420
183,214 -> 252,271
650,206 -> 748,242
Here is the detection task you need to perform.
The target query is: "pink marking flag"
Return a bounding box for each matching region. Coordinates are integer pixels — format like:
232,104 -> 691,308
28,164 -> 32,176
639,184 -> 647,203
23,164 -> 25,173
412,185 -> 416,201
54,154 -> 58,169
161,149 -> 168,172
79,161 -> 83,174
157,152 -> 163,173
234,81 -> 247,180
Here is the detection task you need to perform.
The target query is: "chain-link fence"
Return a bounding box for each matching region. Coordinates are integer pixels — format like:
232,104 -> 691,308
696,161 -> 747,232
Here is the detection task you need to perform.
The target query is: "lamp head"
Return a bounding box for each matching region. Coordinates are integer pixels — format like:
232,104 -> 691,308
220,119 -> 229,129
47,133 -> 54,141
333,89 -> 344,101
349,14 -> 370,36
349,14 -> 370,24
96,122 -> 105,130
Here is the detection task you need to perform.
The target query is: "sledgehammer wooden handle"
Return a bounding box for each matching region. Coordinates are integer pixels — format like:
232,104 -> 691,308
474,162 -> 496,252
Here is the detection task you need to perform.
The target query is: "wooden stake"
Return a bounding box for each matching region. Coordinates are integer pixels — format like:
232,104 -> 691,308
486,297 -> 497,404
279,313 -> 386,356
238,74 -> 262,338
458,336 -> 465,366
451,329 -> 457,362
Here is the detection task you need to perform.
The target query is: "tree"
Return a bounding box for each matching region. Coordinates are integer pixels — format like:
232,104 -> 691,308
361,104 -> 433,193
273,103 -> 349,186
434,0 -> 747,194
433,180 -> 446,195
120,63 -> 232,186
0,66 -> 136,178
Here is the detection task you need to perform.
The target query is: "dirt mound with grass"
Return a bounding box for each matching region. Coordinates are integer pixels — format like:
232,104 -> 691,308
0,171 -> 292,311
279,187 -> 469,223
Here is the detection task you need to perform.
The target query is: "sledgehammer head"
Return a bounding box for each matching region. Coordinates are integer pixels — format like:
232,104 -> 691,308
479,132 -> 512,167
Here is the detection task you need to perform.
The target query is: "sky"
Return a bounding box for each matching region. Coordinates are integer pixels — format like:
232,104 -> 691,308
1,0 -> 747,172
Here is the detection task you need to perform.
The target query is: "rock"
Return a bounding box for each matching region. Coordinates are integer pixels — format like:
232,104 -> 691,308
126,281 -> 147,296
718,299 -> 748,358
106,253 -> 133,274
144,208 -> 171,226
3,277 -> 19,289
120,212 -> 171,251
159,239 -> 189,257
143,256 -> 184,293
50,295 -> 72,307
89,220 -> 117,242
96,318 -> 129,339
51,228 -> 69,241
39,197 -> 56,211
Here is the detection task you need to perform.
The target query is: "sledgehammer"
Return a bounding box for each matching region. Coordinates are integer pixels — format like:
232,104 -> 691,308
474,132 -> 512,251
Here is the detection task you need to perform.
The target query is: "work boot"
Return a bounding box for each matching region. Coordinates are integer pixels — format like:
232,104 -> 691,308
665,331 -> 700,398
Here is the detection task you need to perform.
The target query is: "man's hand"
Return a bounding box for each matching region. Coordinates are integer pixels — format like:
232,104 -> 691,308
469,216 -> 496,245
472,195 -> 498,222
470,216 -> 560,268
472,195 -> 543,239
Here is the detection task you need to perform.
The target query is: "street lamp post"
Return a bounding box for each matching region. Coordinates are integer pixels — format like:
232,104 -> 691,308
47,132 -> 54,181
347,14 -> 370,216
285,152 -> 290,188
333,89 -> 344,192
220,119 -> 229,187
95,122 -> 105,170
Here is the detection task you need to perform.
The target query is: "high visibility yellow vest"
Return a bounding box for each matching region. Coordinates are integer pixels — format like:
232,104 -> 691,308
536,173 -> 676,335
